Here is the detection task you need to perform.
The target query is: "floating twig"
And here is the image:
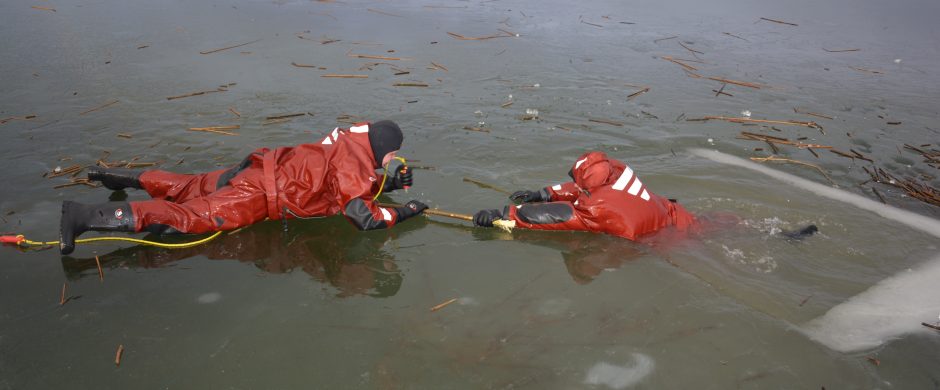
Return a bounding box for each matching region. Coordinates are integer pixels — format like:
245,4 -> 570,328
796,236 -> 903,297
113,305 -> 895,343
79,100 -> 119,116
750,156 -> 834,185
737,132 -> 831,151
706,76 -> 763,89
581,20 -> 603,28
430,298 -> 458,312
265,113 -> 306,120
291,62 -> 318,68
430,61 -> 448,71
32,5 -> 56,12
188,126 -> 239,136
722,32 -> 749,42
869,167 -> 940,207
95,255 -> 104,282
115,345 -> 124,366
228,107 -> 241,118
199,39 -> 261,55
0,114 -> 37,125
654,35 -> 678,43
589,118 -> 624,127
346,51 -> 405,61
447,31 -> 513,41
849,66 -> 883,74
661,56 -> 698,72
759,17 -> 798,26
823,48 -> 860,53
793,108 -> 833,120
799,294 -> 813,307
714,84 -> 731,97
697,116 -> 821,131
627,87 -> 650,100
678,41 -> 704,55
501,100 -> 514,108
922,322 -> 940,331
166,88 -> 226,101
393,82 -> 429,87
59,282 -> 68,306
872,187 -> 887,204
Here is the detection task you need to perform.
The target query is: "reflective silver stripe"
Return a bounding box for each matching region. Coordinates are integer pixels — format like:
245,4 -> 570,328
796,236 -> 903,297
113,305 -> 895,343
380,207 -> 392,221
627,178 -> 643,195
640,189 -> 650,201
322,137 -> 332,145
611,167 -> 634,191
331,128 -> 339,140
552,184 -> 562,191
350,124 -> 369,133
574,157 -> 588,169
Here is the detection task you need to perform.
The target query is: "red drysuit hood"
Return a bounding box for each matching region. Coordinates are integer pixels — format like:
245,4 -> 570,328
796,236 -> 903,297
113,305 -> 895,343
569,151 -> 622,190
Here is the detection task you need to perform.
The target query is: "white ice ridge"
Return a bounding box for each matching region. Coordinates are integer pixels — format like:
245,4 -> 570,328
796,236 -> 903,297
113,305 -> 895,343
687,148 -> 940,239
801,254 -> 940,352
688,148 -> 940,352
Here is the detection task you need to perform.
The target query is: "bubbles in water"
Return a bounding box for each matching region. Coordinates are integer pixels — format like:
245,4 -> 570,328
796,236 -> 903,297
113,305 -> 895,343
584,353 -> 655,389
741,110 -> 752,117
526,108 -> 539,117
894,58 -> 902,64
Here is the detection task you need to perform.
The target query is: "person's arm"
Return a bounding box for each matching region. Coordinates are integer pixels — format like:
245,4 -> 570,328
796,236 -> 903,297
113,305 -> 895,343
510,182 -> 580,203
474,201 -> 593,232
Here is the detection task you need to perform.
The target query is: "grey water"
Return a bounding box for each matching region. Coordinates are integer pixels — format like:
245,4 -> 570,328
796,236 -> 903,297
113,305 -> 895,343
2,0 -> 939,388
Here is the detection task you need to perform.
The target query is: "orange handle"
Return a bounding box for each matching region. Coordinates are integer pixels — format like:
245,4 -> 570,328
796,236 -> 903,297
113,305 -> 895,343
0,235 -> 25,245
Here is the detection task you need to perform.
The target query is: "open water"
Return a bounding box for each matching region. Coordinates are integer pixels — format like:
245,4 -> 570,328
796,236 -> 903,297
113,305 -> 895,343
1,0 -> 939,388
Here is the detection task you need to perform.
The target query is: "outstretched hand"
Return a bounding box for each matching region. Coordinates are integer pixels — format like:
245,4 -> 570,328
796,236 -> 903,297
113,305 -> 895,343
385,166 -> 413,191
509,190 -> 544,203
473,209 -> 503,227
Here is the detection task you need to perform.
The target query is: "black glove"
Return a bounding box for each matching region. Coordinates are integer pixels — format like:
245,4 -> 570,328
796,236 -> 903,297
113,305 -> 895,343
394,200 -> 428,222
473,209 -> 504,227
510,189 -> 546,203
383,166 -> 413,192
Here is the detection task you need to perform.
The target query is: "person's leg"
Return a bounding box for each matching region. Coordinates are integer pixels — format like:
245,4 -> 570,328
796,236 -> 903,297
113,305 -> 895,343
131,184 -> 269,234
138,169 -> 229,202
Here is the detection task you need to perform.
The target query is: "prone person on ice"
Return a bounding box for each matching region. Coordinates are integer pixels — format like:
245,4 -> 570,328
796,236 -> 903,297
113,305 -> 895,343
59,120 -> 429,255
472,151 -> 697,240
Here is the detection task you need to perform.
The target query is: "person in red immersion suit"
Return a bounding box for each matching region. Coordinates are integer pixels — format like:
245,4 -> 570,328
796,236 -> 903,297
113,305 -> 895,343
472,151 -> 697,240
58,120 -> 429,255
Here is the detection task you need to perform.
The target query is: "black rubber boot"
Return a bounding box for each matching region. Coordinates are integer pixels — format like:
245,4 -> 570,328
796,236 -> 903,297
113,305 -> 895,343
59,201 -> 136,255
87,168 -> 143,191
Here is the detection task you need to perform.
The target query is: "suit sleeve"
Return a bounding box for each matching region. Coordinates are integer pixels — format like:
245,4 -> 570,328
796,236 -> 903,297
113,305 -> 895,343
544,182 -> 580,202
504,201 -> 592,232
336,161 -> 398,231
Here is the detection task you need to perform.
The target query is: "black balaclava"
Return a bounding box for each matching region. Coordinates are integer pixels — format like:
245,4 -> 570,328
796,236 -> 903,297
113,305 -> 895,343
367,120 -> 403,168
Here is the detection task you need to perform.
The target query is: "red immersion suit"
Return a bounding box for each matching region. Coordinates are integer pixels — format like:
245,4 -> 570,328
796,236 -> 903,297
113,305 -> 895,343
502,151 -> 696,240
130,123 -> 403,234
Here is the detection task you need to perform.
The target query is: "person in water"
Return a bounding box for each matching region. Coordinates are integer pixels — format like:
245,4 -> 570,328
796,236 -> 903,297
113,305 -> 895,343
472,151 -> 696,240
59,120 -> 428,254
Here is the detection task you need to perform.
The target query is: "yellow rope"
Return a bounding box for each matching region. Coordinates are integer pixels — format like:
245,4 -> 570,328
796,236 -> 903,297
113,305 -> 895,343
19,230 -> 224,249
373,156 -> 407,201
